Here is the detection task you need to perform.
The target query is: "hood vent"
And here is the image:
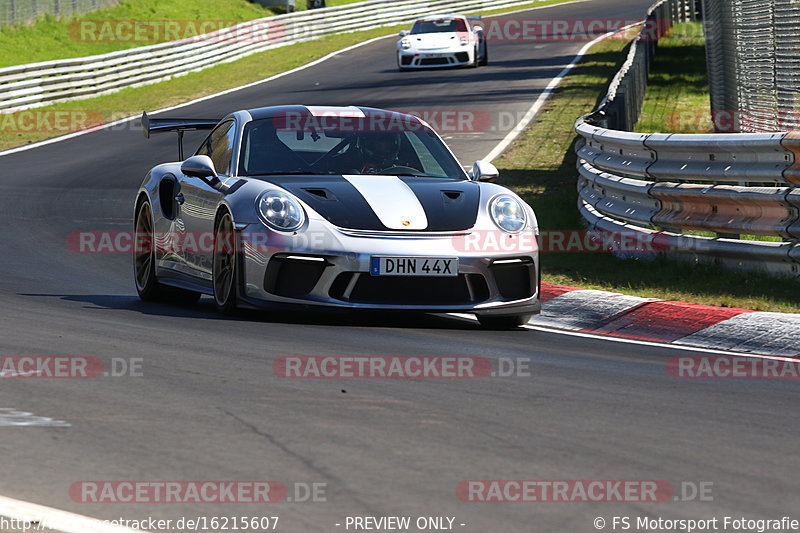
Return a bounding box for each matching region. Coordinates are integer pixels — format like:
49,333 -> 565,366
303,188 -> 336,201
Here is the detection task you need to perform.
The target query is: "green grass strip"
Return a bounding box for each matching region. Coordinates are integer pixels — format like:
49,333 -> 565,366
0,0 -> 366,67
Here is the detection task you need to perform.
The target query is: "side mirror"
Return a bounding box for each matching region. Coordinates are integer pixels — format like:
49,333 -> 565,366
473,25 -> 483,33
181,155 -> 228,192
470,160 -> 500,182
399,30 -> 409,37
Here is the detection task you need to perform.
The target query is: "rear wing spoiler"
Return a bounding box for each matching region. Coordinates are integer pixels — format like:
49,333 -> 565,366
141,111 -> 218,159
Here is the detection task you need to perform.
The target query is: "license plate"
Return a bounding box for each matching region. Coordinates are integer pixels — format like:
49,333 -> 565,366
370,256 -> 458,277
424,53 -> 445,58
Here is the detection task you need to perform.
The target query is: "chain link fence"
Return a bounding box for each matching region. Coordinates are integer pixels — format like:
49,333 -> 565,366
0,0 -> 119,27
702,0 -> 800,132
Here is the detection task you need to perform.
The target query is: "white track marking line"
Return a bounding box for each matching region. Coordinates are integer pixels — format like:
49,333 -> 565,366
484,20 -> 641,162
449,312 -> 799,362
0,495 -> 146,533
0,0 -> 590,159
0,408 -> 70,427
522,325 -> 800,362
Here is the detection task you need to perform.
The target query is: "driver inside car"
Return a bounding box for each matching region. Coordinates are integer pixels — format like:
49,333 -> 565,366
329,131 -> 410,175
357,132 -> 402,174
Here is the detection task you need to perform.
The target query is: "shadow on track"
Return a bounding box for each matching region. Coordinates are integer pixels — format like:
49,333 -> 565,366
19,293 -> 496,331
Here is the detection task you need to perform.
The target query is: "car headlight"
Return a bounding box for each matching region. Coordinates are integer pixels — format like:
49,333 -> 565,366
401,39 -> 411,50
490,195 -> 527,233
257,190 -> 305,232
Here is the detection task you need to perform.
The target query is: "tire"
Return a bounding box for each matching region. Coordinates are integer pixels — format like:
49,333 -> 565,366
477,314 -> 532,330
212,210 -> 239,314
134,200 -> 161,301
479,41 -> 488,66
134,200 -> 201,304
470,45 -> 479,68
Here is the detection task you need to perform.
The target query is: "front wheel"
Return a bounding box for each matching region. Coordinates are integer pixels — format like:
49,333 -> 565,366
479,41 -> 488,66
477,314 -> 531,330
213,211 -> 239,314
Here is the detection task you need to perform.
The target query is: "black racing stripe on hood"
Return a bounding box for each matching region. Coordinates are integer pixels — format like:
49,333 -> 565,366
260,175 -> 387,230
256,175 -> 480,231
398,177 -> 480,231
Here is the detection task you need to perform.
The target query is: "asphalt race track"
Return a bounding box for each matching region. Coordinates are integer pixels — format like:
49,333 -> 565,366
1,1 -> 798,531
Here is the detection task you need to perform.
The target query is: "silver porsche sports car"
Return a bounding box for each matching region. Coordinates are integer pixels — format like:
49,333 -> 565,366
397,14 -> 488,70
134,106 -> 539,328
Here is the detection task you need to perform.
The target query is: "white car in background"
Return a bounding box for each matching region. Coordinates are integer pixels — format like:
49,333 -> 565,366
397,14 -> 488,70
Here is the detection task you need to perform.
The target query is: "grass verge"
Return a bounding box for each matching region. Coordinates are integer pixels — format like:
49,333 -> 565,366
635,22 -> 711,134
494,36 -> 800,313
0,0 -> 366,68
0,0 -> 569,151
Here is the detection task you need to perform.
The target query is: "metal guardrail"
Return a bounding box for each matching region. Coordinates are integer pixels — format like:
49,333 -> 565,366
597,0 -> 697,131
575,0 -> 800,277
0,0 -> 538,112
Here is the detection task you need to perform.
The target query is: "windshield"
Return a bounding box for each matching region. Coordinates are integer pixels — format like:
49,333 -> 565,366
238,115 -> 468,179
410,18 -> 468,34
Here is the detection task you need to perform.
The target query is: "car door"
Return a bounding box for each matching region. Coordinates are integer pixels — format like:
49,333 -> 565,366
178,120 -> 237,280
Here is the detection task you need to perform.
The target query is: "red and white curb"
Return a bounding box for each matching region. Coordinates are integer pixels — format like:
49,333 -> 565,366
534,283 -> 800,357
0,495 -> 145,533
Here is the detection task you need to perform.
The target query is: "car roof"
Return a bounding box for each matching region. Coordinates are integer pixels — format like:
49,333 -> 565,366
413,14 -> 466,22
244,105 -> 426,126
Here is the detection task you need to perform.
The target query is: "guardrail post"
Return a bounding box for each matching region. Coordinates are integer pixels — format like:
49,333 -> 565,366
780,131 -> 800,185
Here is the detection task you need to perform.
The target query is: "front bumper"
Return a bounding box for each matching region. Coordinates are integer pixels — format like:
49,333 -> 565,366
237,223 -> 540,317
398,49 -> 473,68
